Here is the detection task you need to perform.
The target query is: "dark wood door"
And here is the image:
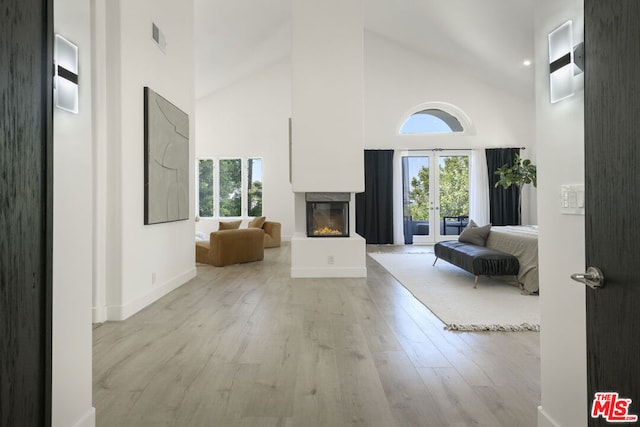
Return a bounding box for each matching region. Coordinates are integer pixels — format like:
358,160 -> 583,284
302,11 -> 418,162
0,0 -> 53,425
585,1 -> 640,425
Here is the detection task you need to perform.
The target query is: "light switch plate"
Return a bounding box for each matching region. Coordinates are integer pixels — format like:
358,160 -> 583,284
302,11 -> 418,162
560,184 -> 585,215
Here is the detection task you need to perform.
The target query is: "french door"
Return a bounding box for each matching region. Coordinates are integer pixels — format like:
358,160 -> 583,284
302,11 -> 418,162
401,150 -> 470,244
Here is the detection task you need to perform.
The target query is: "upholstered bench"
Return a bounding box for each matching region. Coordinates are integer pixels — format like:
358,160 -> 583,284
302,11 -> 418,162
433,240 -> 519,288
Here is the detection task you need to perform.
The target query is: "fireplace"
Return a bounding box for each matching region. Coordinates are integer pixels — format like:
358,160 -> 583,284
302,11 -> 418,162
306,193 -> 349,237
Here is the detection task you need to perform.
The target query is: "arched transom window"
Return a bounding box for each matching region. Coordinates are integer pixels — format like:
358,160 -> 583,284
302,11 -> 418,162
400,108 -> 464,134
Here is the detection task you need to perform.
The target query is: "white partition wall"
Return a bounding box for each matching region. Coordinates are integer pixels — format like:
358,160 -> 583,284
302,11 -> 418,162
53,0 -> 96,424
291,0 -> 364,192
290,0 -> 366,278
535,1 -> 587,426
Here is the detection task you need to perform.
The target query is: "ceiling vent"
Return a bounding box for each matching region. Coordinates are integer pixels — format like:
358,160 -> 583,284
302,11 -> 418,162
152,22 -> 166,53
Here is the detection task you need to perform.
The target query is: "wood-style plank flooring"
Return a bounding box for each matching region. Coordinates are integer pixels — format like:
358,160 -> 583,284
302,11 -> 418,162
93,244 -> 540,426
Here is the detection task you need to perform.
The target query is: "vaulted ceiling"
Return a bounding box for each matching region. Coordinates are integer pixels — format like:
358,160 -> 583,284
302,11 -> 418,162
194,0 -> 535,99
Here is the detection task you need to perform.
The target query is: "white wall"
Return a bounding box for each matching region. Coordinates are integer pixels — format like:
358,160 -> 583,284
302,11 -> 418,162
534,1 -> 587,426
364,31 -> 536,152
96,0 -> 196,321
53,0 -> 95,425
195,59 -> 295,240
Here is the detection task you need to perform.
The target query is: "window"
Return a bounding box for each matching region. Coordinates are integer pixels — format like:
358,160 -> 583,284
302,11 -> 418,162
247,158 -> 263,217
219,159 -> 242,217
197,157 -> 263,218
400,108 -> 464,134
198,159 -> 214,217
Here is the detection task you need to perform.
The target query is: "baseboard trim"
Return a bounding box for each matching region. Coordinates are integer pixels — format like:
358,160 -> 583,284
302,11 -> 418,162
92,305 -> 107,324
71,407 -> 96,427
538,406 -> 560,427
105,268 -> 197,321
290,267 -> 367,278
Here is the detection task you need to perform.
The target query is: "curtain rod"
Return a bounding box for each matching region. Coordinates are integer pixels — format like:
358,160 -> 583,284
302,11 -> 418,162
403,147 -> 526,152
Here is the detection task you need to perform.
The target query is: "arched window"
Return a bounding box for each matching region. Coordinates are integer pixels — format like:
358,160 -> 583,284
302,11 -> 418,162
399,102 -> 474,135
400,109 -> 464,134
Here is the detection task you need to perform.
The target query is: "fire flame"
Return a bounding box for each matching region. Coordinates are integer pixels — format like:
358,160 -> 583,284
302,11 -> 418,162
314,226 -> 342,236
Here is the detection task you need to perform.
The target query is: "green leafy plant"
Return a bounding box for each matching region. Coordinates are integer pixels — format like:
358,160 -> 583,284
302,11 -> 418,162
494,154 -> 537,224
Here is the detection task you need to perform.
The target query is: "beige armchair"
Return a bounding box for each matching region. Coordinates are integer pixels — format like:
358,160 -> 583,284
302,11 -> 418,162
263,221 -> 281,248
196,228 -> 264,267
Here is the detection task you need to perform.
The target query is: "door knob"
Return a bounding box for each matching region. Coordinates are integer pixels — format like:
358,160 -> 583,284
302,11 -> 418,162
570,266 -> 605,289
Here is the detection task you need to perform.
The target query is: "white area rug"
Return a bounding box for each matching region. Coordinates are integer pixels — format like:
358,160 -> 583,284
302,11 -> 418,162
369,251 -> 539,332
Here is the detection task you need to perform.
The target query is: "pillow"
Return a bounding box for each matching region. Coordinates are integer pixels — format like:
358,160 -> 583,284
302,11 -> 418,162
248,216 -> 266,229
218,220 -> 242,230
458,220 -> 491,246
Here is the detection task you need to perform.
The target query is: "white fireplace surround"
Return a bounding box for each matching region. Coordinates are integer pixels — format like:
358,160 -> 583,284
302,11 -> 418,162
291,192 -> 366,278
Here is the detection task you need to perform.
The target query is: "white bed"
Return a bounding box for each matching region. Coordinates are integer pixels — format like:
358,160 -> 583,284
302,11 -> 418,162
486,225 -> 539,294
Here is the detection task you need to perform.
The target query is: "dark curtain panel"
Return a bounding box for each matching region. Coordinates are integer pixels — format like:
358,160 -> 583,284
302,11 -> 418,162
486,148 -> 520,225
356,150 -> 394,244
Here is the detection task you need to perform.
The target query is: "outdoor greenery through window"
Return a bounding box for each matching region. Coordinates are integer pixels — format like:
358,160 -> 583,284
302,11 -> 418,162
247,158 -> 263,217
198,159 -> 214,217
406,155 -> 469,220
197,157 -> 263,218
437,156 -> 469,218
219,159 -> 242,217
406,157 -> 430,221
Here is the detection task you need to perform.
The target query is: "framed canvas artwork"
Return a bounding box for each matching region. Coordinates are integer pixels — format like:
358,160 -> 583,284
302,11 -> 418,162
144,87 -> 190,224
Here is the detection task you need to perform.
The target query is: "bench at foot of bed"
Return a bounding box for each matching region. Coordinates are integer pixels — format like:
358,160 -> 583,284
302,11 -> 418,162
433,241 -> 520,288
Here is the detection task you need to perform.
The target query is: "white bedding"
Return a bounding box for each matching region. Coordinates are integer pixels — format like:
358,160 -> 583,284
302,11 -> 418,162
486,225 -> 539,294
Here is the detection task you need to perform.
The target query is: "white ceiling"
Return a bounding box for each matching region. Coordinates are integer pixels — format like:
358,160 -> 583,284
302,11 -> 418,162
194,0 -> 535,99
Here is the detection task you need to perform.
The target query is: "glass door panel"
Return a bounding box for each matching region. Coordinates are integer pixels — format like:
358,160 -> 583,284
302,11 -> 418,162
402,155 -> 432,243
438,155 -> 470,238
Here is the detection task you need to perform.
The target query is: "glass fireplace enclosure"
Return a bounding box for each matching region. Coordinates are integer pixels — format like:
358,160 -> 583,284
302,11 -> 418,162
306,193 -> 350,237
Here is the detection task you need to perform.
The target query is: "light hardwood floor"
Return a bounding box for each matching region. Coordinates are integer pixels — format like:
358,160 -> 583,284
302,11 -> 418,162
93,244 -> 540,427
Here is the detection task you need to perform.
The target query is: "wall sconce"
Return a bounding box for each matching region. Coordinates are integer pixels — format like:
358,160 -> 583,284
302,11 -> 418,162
548,21 -> 584,104
54,34 -> 79,113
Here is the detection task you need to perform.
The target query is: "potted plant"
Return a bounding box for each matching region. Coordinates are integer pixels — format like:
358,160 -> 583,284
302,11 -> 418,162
494,154 -> 537,224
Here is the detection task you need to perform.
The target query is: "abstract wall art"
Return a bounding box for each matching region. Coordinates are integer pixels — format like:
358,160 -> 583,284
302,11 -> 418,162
144,87 -> 190,224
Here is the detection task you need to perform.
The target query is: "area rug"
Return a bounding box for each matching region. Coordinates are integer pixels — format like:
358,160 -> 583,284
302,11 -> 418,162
369,251 -> 539,332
